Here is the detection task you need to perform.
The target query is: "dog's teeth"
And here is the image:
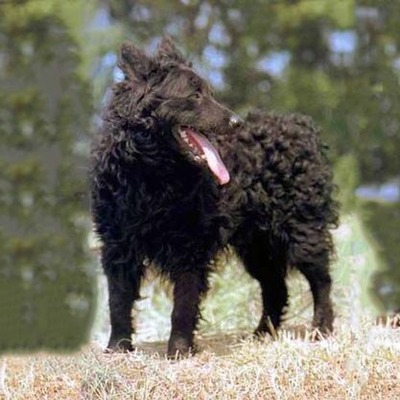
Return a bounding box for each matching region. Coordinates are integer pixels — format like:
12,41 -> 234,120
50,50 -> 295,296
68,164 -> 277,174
179,129 -> 188,138
178,130 -> 206,162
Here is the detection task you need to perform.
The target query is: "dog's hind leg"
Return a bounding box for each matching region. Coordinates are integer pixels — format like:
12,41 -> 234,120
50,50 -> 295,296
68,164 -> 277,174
168,269 -> 209,358
296,257 -> 334,336
253,262 -> 288,337
102,244 -> 143,352
235,232 -> 289,337
289,231 -> 334,336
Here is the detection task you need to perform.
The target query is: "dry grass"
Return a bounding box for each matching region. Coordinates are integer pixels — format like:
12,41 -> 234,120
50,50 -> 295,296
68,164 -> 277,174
1,318 -> 400,400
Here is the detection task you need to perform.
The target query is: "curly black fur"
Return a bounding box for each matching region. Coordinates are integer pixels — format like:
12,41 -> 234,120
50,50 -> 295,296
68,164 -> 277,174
90,38 -> 339,357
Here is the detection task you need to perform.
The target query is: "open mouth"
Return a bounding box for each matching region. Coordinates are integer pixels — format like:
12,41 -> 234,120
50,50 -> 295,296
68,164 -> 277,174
177,126 -> 230,185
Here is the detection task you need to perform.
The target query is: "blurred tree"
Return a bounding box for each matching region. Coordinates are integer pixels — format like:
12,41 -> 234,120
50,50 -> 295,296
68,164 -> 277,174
0,1 -> 97,351
104,0 -> 400,310
366,201 -> 400,311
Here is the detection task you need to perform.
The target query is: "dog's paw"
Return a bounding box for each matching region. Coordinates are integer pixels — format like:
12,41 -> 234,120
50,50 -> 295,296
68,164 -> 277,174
167,336 -> 197,359
105,338 -> 134,353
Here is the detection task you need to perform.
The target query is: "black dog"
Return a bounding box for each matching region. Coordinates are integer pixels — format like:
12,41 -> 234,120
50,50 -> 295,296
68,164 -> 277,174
90,38 -> 339,357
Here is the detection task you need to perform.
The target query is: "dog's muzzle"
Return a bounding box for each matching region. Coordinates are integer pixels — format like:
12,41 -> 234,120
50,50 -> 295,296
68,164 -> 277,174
229,114 -> 243,128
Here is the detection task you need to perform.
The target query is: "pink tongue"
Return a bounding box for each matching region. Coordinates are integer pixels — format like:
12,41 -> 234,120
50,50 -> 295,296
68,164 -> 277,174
186,130 -> 230,185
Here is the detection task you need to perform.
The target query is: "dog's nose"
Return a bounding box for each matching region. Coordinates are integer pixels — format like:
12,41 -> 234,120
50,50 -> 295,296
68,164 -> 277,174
229,114 -> 243,128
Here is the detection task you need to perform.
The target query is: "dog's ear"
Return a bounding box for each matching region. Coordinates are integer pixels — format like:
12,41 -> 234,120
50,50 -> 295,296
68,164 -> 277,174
157,36 -> 190,65
118,42 -> 156,81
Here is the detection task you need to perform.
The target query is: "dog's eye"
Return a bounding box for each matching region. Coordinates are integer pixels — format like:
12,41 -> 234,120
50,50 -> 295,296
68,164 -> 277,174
193,92 -> 202,100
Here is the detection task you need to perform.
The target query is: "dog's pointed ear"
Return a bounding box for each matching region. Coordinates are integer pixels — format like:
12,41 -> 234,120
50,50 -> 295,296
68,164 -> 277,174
118,42 -> 156,81
157,36 -> 189,65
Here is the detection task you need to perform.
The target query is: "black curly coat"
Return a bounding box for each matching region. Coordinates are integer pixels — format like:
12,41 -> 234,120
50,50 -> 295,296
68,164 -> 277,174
90,38 -> 339,357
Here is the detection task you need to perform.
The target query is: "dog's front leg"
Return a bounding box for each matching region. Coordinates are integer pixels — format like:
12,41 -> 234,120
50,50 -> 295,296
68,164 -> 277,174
101,242 -> 143,352
168,269 -> 209,358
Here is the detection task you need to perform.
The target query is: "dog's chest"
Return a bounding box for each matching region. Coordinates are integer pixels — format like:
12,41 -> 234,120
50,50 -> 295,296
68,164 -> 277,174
137,200 -> 223,268
133,181 -> 220,237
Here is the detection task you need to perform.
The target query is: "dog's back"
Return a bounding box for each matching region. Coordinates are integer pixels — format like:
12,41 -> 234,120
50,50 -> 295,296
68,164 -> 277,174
220,111 -> 338,231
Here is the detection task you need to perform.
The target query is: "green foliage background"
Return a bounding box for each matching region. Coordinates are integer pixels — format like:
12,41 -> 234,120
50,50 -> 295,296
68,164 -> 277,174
1,0 -> 400,351
0,1 -> 98,351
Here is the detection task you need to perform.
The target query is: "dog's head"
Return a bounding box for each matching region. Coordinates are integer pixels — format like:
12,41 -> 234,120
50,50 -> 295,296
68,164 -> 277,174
115,37 -> 242,185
